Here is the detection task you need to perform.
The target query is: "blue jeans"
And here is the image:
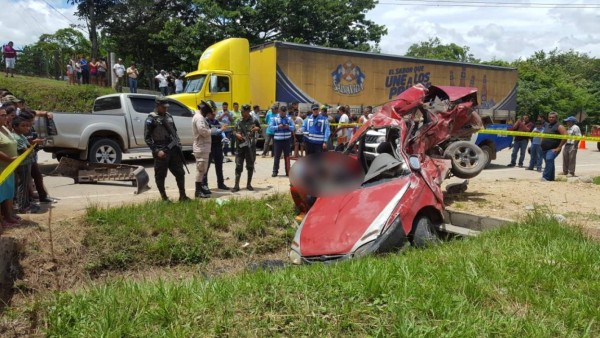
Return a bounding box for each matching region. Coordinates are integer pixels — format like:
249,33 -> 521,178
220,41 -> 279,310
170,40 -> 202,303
511,139 -> 528,166
528,143 -> 543,170
542,149 -> 559,181
128,78 -> 138,93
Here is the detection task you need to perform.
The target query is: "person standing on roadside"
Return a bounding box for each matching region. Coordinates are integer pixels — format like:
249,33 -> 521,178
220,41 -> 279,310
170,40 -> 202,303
175,75 -> 184,94
192,100 -> 213,198
203,102 -> 230,192
113,58 -> 126,92
540,112 -> 567,181
261,104 -> 277,157
79,56 -> 89,85
231,102 -> 241,151
231,104 -> 261,192
144,97 -> 190,201
508,115 -> 533,167
127,62 -> 139,93
216,102 -> 234,156
561,116 -> 581,177
97,58 -> 107,86
3,42 -> 17,77
293,110 -> 305,157
270,105 -> 294,177
526,120 -> 544,172
303,103 -> 330,155
359,106 -> 371,124
155,70 -> 169,96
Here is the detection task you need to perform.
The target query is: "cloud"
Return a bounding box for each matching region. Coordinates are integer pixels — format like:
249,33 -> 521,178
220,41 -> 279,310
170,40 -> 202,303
0,0 -> 82,49
368,2 -> 600,61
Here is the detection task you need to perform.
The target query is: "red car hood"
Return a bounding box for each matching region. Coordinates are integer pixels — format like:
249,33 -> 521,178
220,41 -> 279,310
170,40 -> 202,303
299,176 -> 412,257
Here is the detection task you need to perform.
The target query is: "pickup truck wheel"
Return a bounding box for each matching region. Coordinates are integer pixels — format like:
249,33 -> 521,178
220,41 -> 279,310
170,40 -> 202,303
479,144 -> 493,168
444,141 -> 486,179
89,139 -> 122,164
411,215 -> 439,248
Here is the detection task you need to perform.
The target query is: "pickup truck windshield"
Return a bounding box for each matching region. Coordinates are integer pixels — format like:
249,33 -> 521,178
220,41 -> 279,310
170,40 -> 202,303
184,75 -> 207,93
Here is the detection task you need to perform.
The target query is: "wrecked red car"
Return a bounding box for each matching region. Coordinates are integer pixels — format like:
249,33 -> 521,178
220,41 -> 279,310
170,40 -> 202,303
289,85 -> 486,264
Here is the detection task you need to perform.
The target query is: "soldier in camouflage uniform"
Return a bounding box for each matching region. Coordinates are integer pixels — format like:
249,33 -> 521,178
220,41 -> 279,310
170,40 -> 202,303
144,97 -> 190,201
231,104 -> 261,192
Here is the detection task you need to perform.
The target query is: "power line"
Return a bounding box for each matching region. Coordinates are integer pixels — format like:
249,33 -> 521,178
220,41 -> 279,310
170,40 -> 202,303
380,0 -> 600,8
40,0 -> 87,30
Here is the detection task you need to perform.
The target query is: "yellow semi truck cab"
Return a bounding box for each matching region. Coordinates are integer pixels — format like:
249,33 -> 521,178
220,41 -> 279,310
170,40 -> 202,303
170,38 -> 250,110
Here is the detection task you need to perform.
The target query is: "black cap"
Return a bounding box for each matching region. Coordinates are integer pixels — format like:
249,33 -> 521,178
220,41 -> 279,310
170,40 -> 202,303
311,103 -> 319,110
155,96 -> 170,106
242,104 -> 251,111
279,105 -> 288,112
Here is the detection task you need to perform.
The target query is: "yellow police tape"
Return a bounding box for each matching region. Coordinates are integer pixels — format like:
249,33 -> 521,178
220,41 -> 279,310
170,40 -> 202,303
478,129 -> 600,142
0,144 -> 35,185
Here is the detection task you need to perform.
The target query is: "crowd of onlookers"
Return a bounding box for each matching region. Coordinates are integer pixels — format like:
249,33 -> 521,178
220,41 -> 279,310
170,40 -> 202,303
0,89 -> 54,228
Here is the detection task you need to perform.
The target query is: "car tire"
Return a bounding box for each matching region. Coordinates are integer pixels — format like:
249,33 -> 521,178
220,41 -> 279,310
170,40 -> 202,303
479,144 -> 493,168
88,138 -> 122,164
444,141 -> 486,179
411,215 -> 439,248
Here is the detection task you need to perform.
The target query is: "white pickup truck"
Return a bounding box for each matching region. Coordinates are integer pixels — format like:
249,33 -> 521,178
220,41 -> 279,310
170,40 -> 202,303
40,94 -> 195,163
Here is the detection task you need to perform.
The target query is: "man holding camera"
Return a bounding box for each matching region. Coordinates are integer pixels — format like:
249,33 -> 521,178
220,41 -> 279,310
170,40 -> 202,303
144,97 -> 190,201
231,104 -> 261,192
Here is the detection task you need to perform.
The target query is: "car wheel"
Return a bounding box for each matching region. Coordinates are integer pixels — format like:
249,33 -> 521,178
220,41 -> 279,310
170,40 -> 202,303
479,144 -> 493,168
444,141 -> 486,179
411,215 -> 439,248
89,138 -> 122,164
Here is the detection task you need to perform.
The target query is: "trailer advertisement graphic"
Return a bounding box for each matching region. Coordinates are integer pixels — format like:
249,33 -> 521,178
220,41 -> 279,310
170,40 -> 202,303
331,61 -> 365,95
385,65 -> 431,99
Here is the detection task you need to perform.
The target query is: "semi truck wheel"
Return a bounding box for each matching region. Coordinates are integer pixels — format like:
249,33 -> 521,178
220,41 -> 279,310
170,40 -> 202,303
444,141 -> 486,179
89,138 -> 122,164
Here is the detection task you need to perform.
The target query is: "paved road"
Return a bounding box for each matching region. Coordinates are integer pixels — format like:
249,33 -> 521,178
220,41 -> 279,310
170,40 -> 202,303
35,144 -> 600,215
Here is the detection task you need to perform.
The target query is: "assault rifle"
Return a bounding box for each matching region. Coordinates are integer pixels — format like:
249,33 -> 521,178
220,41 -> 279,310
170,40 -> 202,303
160,115 -> 190,174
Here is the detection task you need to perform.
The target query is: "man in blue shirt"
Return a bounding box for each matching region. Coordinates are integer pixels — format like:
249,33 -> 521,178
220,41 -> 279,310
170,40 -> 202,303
261,103 -> 277,157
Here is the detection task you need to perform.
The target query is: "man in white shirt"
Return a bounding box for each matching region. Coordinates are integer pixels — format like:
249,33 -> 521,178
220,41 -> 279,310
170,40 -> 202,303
334,106 -> 351,151
155,70 -> 169,96
562,116 -> 582,177
112,58 -> 125,92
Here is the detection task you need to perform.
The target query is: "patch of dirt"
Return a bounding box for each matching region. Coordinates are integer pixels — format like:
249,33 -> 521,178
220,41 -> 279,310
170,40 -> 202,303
444,178 -> 600,238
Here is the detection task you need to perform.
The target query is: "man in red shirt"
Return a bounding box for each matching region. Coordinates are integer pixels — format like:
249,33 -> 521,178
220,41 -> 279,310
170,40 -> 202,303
508,115 -> 534,167
3,41 -> 17,77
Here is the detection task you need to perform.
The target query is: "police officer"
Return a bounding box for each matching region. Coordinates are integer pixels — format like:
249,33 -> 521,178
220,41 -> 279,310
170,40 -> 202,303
193,100 -> 214,198
302,103 -> 331,155
202,102 -> 230,191
232,104 -> 261,192
269,105 -> 295,177
144,97 -> 190,201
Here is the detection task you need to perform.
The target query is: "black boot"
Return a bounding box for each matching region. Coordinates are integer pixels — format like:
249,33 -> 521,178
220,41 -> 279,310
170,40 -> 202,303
201,184 -> 212,195
176,175 -> 190,201
217,182 -> 230,190
195,182 -> 209,199
157,181 -> 169,201
246,171 -> 254,191
231,174 -> 241,192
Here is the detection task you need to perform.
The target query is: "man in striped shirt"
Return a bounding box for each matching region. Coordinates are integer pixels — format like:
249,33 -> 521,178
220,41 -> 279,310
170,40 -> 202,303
269,105 -> 295,177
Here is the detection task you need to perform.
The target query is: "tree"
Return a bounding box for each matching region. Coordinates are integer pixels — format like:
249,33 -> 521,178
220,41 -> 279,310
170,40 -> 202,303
156,0 -> 387,70
68,0 -> 116,58
405,37 -> 480,63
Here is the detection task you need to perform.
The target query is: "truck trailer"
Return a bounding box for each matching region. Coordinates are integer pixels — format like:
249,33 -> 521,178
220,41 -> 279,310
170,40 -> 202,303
170,38 -> 518,122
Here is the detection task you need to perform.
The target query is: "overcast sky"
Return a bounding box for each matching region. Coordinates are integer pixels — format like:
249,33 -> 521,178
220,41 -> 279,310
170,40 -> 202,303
1,0 -> 599,62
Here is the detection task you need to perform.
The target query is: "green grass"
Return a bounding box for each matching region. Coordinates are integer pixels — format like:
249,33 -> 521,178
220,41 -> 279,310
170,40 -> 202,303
0,75 -> 113,112
593,176 -> 600,185
43,213 -> 600,337
83,193 -> 296,274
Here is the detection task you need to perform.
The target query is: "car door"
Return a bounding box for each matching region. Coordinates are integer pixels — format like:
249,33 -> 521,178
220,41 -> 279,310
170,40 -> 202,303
205,74 -> 232,108
128,96 -> 156,146
166,99 -> 194,146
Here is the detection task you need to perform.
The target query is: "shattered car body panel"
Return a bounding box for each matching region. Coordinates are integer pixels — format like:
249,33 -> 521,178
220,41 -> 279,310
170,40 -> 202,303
289,84 -> 484,264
